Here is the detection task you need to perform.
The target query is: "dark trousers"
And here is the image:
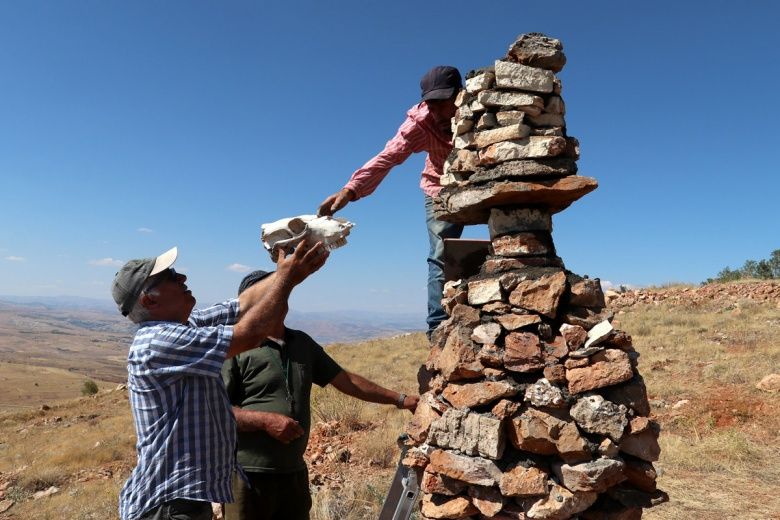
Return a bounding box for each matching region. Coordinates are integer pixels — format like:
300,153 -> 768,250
225,469 -> 311,520
138,499 -> 212,520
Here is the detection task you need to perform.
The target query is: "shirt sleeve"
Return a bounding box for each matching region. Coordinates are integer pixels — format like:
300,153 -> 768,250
344,113 -> 429,199
131,323 -> 233,381
288,330 -> 342,387
221,356 -> 244,405
188,298 -> 240,327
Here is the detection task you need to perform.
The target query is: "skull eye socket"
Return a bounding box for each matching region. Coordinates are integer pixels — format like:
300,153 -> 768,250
287,218 -> 307,234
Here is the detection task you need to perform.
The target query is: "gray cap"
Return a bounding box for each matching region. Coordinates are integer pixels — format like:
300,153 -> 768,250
112,247 -> 178,316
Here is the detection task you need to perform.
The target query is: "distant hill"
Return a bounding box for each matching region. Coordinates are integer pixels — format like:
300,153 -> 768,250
0,296 -> 424,387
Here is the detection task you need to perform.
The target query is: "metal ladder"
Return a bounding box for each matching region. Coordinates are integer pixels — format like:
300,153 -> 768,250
378,434 -> 420,520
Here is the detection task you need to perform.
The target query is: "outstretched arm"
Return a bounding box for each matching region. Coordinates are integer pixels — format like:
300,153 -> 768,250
329,370 -> 418,412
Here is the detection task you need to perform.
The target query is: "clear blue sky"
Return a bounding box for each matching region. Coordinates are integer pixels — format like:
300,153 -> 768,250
1,1 -> 778,318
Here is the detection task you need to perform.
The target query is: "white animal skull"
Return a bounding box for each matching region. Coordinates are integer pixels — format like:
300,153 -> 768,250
261,214 -> 354,260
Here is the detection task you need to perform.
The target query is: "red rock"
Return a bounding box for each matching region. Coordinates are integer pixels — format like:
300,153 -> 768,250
560,323 -> 587,349
619,421 -> 661,462
508,408 -> 590,463
544,335 -> 568,358
479,344 -> 504,367
421,469 -> 467,496
491,399 -> 521,419
468,485 -> 505,516
437,325 -> 484,382
564,357 -> 589,369
526,483 -> 597,520
406,395 -> 443,442
629,416 -> 650,434
442,380 -> 520,409
543,364 -> 567,385
604,330 -> 633,350
622,457 -> 658,492
499,465 -> 548,496
556,459 -> 626,492
421,493 -> 479,519
495,313 -> 542,331
504,332 -> 544,372
508,271 -> 567,318
401,447 -> 429,469
482,301 -> 513,314
428,449 -> 502,487
567,349 -> 634,394
568,278 -> 605,308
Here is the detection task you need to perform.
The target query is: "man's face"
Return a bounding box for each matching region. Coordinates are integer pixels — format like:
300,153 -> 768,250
426,96 -> 458,132
143,268 -> 196,323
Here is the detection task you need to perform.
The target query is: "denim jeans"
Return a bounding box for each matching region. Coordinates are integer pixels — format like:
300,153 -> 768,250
424,195 -> 464,338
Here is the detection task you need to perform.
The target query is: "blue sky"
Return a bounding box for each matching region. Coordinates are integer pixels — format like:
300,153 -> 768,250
1,1 -> 778,319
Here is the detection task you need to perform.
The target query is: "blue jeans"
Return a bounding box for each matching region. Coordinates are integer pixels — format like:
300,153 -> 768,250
424,195 -> 464,338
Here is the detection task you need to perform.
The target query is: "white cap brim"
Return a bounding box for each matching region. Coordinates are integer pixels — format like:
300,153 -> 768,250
150,246 -> 178,276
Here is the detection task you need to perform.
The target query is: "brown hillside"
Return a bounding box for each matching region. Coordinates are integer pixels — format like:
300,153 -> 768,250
0,288 -> 778,519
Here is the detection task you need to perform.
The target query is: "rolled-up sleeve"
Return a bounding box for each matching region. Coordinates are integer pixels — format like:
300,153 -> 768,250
189,298 -> 240,327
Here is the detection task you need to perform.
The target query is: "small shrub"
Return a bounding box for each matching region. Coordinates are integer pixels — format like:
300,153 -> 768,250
81,380 -> 98,396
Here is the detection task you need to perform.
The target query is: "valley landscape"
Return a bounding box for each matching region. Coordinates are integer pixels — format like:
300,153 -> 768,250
0,281 -> 778,519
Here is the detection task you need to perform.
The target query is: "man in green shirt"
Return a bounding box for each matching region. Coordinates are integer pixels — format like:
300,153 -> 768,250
222,270 -> 419,520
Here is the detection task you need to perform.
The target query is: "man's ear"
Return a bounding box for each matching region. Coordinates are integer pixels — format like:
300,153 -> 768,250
139,292 -> 157,310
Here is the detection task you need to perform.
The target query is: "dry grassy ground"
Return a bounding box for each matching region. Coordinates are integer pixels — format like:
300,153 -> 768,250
0,283 -> 778,519
0,363 -> 116,412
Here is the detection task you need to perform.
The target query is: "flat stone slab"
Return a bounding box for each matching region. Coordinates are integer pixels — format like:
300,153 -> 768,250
433,176 -> 598,225
466,157 -> 578,184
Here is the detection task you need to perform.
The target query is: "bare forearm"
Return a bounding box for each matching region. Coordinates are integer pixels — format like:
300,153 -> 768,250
229,276 -> 294,357
232,407 -> 274,433
331,371 -> 400,406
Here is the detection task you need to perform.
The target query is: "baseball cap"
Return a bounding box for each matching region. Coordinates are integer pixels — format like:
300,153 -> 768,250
238,270 -> 274,296
420,65 -> 462,101
112,246 -> 178,316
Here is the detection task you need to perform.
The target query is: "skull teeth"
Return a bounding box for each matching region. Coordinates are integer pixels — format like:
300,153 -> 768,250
325,238 -> 347,250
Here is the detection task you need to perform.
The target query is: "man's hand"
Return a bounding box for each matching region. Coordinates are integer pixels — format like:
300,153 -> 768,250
275,241 -> 329,286
401,395 -> 419,413
317,188 -> 355,217
263,413 -> 305,444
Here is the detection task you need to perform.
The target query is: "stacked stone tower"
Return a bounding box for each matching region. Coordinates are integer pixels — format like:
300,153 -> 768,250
404,34 -> 667,519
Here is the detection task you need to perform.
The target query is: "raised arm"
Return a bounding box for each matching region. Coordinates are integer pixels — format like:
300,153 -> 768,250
228,242 -> 328,358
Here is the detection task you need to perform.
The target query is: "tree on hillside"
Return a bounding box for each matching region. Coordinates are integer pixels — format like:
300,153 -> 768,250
706,249 -> 779,284
81,379 -> 98,396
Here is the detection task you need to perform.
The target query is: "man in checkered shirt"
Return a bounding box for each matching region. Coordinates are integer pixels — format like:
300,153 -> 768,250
317,65 -> 464,340
111,242 -> 328,520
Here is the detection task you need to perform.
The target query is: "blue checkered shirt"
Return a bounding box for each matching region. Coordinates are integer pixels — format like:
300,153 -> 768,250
119,299 -> 241,520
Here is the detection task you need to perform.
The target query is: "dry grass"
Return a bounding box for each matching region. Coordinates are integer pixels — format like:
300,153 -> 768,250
1,299 -> 778,519
617,298 -> 780,519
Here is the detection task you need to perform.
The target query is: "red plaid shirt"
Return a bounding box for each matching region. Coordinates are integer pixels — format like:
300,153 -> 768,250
344,102 -> 453,199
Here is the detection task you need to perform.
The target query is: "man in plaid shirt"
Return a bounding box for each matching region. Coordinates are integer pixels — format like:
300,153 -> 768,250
111,242 -> 328,520
318,65 -> 464,340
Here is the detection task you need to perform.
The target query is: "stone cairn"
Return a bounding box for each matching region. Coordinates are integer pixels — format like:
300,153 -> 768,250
404,34 -> 667,519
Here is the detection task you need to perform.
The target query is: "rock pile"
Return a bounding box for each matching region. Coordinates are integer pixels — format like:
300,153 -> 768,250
606,281 -> 780,310
405,33 -> 666,519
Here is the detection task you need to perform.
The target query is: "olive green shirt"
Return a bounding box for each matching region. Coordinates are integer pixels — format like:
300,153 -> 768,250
221,328 -> 342,474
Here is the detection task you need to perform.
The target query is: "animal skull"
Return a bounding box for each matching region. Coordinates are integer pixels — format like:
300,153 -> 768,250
261,214 -> 354,260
